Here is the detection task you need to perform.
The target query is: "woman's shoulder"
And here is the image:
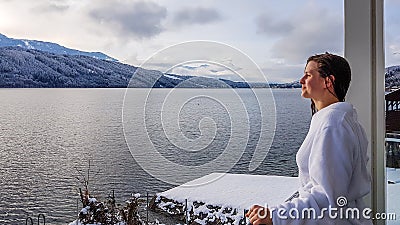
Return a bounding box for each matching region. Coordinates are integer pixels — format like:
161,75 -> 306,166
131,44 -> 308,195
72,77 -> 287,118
312,102 -> 356,129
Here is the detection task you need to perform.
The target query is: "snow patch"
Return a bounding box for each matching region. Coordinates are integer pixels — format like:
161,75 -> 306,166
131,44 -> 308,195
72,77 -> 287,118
387,168 -> 400,225
22,40 -> 34,49
164,74 -> 182,80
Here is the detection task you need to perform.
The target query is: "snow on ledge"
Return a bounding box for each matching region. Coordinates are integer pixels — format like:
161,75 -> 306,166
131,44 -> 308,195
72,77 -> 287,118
153,173 -> 299,224
159,173 -> 299,210
387,168 -> 400,225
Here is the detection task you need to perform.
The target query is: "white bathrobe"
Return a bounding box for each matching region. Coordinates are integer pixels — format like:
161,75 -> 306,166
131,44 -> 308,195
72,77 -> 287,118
272,102 -> 372,225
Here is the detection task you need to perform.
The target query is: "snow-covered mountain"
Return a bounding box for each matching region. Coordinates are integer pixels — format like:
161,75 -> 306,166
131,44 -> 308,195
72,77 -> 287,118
0,33 -> 117,61
0,46 -> 132,87
0,46 -> 256,88
386,65 -> 400,90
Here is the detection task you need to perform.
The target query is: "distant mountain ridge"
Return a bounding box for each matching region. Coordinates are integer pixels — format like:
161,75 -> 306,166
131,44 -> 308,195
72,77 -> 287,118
386,65 -> 400,90
0,46 -> 257,88
0,33 -> 117,61
0,46 -> 133,87
4,34 -> 396,89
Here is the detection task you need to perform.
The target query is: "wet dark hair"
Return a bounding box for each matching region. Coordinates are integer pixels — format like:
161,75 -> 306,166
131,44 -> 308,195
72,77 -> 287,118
306,52 -> 351,115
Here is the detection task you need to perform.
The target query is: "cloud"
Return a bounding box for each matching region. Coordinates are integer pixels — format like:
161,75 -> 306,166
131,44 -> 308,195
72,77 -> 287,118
180,64 -> 209,70
34,1 -> 70,13
2,1 -> 377,82
173,7 -> 222,26
22,0 -> 74,14
386,41 -> 400,66
257,2 -> 343,64
90,1 -> 167,39
384,0 -> 400,67
255,14 -> 294,36
261,63 -> 304,83
167,62 -> 244,81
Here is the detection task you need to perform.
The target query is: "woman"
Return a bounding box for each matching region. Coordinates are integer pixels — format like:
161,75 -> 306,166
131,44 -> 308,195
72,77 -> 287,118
246,53 -> 372,225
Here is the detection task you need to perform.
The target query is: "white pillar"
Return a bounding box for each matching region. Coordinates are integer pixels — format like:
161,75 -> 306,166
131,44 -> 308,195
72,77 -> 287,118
344,0 -> 385,224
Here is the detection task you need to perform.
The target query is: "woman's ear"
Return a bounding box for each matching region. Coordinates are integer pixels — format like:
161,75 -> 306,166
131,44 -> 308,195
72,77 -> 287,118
324,75 -> 335,88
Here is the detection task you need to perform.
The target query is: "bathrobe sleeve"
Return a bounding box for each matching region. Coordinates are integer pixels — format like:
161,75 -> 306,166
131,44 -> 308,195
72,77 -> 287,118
272,123 -> 357,225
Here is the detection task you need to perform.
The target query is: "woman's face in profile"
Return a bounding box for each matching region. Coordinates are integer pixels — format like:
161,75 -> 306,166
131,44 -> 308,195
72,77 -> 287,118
299,61 -> 327,100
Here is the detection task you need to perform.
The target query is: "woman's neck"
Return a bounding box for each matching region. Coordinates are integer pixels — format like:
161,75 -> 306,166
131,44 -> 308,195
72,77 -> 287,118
313,96 -> 339,111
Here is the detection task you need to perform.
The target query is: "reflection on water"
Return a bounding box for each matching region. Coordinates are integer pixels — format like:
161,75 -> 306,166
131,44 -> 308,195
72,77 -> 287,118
0,88 -> 310,224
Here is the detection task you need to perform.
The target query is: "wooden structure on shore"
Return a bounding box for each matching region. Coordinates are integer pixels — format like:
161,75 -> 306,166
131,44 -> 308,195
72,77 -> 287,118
386,89 -> 400,168
386,89 -> 400,132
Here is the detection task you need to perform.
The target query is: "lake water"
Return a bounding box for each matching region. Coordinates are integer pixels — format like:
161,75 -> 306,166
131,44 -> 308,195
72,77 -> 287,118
0,88 -> 310,224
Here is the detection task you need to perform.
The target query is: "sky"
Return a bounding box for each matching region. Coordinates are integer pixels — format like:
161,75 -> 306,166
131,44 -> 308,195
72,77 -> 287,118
0,0 -> 399,83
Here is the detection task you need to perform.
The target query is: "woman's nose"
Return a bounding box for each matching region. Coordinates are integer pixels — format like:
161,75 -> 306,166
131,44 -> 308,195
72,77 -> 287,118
299,75 -> 305,84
